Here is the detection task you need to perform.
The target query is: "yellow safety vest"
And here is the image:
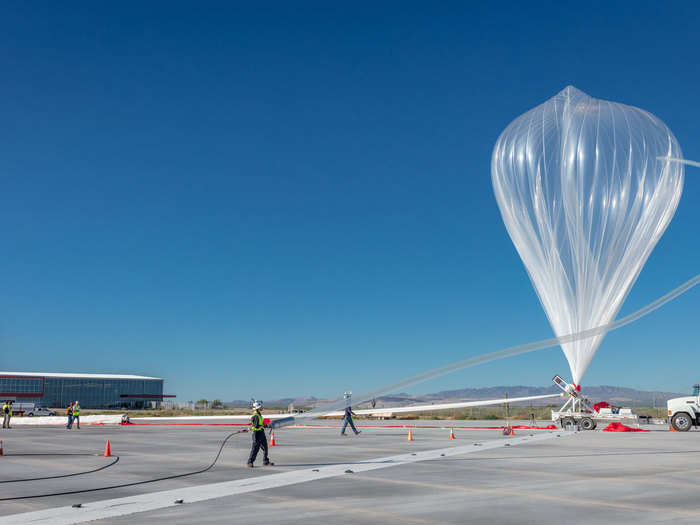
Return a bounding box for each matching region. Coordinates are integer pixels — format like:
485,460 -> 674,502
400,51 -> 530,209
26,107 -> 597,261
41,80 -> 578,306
251,412 -> 264,431
3,404 -> 11,416
73,406 -> 80,416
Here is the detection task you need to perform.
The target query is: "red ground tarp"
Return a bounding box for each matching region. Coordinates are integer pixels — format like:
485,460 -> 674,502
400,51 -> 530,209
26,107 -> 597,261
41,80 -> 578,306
602,422 -> 648,432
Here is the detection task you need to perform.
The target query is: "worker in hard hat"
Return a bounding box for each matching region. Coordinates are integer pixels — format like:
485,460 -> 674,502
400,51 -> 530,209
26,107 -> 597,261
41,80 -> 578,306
247,401 -> 274,468
2,400 -> 12,429
73,401 -> 81,429
340,392 -> 361,436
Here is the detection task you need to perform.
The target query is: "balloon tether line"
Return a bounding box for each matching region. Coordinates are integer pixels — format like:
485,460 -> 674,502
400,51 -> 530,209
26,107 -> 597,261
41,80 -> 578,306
303,272 -> 700,418
657,156 -> 700,169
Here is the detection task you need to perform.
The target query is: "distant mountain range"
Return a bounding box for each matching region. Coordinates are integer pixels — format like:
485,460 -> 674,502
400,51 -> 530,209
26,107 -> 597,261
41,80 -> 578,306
225,385 -> 687,409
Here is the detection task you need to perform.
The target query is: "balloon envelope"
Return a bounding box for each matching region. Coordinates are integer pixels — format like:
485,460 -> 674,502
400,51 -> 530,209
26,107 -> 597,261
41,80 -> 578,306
491,86 -> 684,385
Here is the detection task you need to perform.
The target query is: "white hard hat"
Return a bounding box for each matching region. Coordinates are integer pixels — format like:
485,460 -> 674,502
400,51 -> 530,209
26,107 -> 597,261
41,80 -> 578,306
343,391 -> 352,399
252,401 -> 263,410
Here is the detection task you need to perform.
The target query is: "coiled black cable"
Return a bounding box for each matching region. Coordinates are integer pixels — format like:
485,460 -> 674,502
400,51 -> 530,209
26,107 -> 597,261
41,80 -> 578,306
0,429 -> 247,501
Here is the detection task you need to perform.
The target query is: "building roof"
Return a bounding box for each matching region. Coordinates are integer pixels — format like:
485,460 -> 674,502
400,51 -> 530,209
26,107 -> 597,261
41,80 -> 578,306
0,371 -> 162,381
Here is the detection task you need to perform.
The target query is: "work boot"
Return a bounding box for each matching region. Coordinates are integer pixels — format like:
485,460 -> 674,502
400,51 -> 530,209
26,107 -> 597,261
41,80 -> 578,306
355,431 -> 361,435
246,463 -> 254,468
263,461 -> 274,466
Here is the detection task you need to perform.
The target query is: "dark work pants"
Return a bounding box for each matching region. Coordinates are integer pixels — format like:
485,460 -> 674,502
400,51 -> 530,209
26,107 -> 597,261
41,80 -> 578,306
248,430 -> 269,464
341,416 -> 358,435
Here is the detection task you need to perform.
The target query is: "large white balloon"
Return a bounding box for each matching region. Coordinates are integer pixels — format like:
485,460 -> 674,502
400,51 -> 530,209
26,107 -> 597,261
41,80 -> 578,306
491,86 -> 684,386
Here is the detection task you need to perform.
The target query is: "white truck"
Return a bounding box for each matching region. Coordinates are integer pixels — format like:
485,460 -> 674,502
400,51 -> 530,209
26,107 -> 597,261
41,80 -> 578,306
667,384 -> 700,431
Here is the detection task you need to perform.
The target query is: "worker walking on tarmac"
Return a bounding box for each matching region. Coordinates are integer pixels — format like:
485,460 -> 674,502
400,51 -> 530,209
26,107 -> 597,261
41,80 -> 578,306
340,392 -> 361,436
2,400 -> 12,429
246,401 -> 273,468
66,402 -> 74,429
72,400 -> 80,429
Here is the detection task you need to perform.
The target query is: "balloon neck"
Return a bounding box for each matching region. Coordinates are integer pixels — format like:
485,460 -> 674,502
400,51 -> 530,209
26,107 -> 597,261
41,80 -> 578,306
573,383 -> 581,392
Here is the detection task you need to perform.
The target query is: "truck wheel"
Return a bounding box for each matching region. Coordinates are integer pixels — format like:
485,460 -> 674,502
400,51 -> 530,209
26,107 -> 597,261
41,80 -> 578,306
27,412 -> 34,417
671,413 -> 693,432
560,417 -> 575,429
580,417 -> 595,430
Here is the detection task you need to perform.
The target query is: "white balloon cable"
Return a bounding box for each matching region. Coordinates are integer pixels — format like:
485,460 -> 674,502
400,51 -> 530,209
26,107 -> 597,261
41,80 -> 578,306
269,272 -> 700,426
657,156 -> 700,168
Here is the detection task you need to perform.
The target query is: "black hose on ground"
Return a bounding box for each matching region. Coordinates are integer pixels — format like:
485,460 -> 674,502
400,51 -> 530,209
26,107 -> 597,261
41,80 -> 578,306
0,429 -> 247,501
0,454 -> 120,484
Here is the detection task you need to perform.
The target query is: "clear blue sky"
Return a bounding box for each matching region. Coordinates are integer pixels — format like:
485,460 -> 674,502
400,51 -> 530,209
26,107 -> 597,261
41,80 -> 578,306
1,3 -> 698,401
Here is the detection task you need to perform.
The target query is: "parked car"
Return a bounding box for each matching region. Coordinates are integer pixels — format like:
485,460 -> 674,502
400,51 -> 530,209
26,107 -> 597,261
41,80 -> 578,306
25,406 -> 56,417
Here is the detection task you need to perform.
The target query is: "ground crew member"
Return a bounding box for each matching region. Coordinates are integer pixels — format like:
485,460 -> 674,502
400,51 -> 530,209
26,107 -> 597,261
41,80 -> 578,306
340,393 -> 361,436
72,400 -> 80,429
66,402 -> 74,429
246,401 -> 273,468
2,400 -> 12,429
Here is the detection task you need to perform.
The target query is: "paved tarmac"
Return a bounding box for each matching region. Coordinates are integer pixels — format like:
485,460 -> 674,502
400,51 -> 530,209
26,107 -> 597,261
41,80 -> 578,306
1,419 -> 698,524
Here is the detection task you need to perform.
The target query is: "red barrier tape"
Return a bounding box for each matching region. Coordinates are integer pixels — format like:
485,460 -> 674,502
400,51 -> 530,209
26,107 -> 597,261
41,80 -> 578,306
121,421 -> 556,430
120,417 -> 270,427
121,422 -> 247,426
290,424 -> 556,430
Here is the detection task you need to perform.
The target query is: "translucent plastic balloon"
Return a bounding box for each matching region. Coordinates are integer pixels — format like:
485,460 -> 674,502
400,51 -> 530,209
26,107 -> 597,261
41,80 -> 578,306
491,86 -> 684,386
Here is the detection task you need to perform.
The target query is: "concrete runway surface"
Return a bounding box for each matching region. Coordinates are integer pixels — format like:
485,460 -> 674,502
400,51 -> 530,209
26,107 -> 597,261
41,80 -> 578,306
1,419 -> 698,524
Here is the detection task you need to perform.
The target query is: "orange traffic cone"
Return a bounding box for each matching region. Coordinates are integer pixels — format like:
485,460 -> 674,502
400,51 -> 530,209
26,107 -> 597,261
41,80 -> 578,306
449,428 -> 455,440
670,426 -> 679,432
270,431 -> 277,446
103,440 -> 112,457
407,429 -> 414,441
0,440 -> 3,456
509,426 -> 515,436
